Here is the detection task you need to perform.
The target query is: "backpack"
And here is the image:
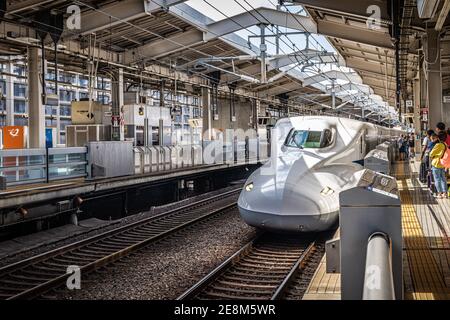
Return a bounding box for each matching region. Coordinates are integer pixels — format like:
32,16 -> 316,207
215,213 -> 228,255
439,143 -> 450,169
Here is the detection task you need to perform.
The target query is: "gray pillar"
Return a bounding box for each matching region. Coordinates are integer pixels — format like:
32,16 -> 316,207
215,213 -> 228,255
414,77 -> 422,156
159,80 -> 165,146
424,29 -> 442,130
111,68 -> 124,141
202,87 -> 212,140
413,77 -> 421,133
5,61 -> 14,126
27,46 -> 45,148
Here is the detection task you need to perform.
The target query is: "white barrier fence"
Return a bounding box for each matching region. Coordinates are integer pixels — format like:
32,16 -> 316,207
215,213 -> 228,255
133,138 -> 270,175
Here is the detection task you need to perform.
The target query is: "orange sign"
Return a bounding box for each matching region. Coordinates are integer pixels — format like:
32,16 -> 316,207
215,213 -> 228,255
2,126 -> 26,149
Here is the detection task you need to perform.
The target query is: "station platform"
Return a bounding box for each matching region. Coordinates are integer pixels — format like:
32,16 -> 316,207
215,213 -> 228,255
0,162 -> 253,208
303,160 -> 450,300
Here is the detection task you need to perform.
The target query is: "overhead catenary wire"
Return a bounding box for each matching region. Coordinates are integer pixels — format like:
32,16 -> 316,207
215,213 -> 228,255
0,1 -> 311,112
73,0 -> 319,103
229,0 -> 390,115
4,1 -> 390,120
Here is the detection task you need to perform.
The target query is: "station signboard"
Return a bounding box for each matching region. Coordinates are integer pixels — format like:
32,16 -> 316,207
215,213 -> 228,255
2,126 -> 26,149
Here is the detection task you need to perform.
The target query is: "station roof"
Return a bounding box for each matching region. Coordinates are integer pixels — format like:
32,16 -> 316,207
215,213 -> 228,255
4,0 -> 449,123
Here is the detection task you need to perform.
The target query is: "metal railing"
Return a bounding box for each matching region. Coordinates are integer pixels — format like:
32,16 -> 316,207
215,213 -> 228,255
0,138 -> 269,186
363,233 -> 395,300
133,138 -> 270,175
0,147 -> 88,186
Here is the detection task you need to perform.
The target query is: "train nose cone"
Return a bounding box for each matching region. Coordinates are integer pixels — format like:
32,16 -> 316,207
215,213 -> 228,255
238,155 -> 338,232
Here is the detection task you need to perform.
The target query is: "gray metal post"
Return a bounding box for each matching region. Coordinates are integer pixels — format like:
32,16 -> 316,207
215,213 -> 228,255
260,24 -> 267,84
202,87 -> 212,141
331,78 -> 336,109
363,233 -> 395,300
111,68 -> 124,141
28,46 -> 46,148
5,60 -> 14,126
424,28 -> 442,129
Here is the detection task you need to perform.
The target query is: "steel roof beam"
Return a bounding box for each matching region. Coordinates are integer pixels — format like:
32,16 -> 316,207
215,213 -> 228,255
317,20 -> 393,49
258,81 -> 303,97
221,48 -> 340,83
204,7 -> 317,41
302,70 -> 362,86
64,0 -> 149,37
124,29 -> 204,64
345,57 -> 397,77
6,0 -> 53,14
146,0 -> 188,13
291,0 -> 391,22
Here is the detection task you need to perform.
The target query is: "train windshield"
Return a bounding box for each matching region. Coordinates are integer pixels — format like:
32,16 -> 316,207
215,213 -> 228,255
285,129 -> 332,149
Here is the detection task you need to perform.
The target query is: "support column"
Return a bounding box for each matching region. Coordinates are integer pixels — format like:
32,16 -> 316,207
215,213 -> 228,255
413,77 -> 421,134
27,46 -> 45,148
414,76 -> 422,155
424,28 -> 443,130
111,68 -> 124,141
260,24 -> 267,84
5,60 -> 14,126
159,80 -> 165,146
202,87 -> 212,141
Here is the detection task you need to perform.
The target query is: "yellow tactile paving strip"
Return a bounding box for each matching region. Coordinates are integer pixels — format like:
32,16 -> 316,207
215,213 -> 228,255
396,163 -> 450,300
304,163 -> 449,300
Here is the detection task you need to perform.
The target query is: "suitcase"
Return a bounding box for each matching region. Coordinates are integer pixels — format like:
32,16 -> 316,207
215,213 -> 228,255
419,162 -> 427,183
428,169 -> 437,194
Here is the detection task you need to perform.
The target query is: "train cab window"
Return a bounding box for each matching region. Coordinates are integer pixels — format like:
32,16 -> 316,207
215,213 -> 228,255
285,129 -> 333,149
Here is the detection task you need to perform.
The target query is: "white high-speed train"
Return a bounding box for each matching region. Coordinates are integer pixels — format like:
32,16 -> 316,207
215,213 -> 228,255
238,116 -> 402,233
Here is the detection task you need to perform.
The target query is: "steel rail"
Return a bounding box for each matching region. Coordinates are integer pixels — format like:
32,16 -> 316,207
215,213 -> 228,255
0,188 -> 241,300
178,234 -> 318,300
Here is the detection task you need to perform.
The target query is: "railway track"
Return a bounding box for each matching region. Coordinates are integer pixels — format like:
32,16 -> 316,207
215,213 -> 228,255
178,233 -> 323,300
0,188 -> 241,300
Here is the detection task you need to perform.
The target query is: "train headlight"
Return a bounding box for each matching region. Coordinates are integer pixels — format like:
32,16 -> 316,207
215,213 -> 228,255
320,186 -> 334,196
245,182 -> 254,192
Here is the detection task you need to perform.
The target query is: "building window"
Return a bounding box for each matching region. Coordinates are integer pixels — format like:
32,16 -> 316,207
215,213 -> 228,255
59,89 -> 75,102
60,105 -> 71,117
0,80 -> 6,95
97,94 -> 110,105
45,118 -> 57,127
79,91 -> 89,100
46,70 -> 56,81
60,119 -> 72,131
96,77 -> 111,90
14,100 -> 26,114
45,105 -> 58,116
46,86 -> 56,94
14,116 -> 28,126
79,76 -> 89,87
13,65 -> 26,77
14,83 -> 27,97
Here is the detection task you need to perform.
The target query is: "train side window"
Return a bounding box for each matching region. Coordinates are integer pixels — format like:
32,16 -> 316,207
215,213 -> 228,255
320,129 -> 333,148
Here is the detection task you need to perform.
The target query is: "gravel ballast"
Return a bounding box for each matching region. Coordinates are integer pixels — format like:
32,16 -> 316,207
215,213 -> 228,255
0,184 -> 243,268
57,209 -> 256,300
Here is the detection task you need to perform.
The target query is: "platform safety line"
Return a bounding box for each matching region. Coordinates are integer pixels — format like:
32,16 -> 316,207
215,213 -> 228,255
395,163 -> 449,300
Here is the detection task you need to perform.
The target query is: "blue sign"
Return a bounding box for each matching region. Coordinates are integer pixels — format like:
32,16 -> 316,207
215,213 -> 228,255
46,128 -> 54,148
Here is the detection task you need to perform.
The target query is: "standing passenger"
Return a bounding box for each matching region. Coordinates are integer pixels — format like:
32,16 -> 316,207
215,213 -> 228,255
420,130 -> 434,183
420,130 -> 435,163
398,135 -> 405,161
430,132 -> 448,199
408,133 -> 415,159
436,122 -> 450,147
